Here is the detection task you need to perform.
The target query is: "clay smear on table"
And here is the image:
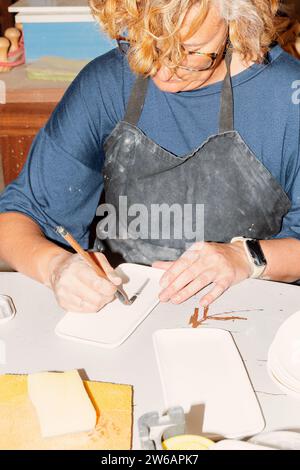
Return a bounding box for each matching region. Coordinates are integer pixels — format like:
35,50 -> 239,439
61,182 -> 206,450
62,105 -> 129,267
189,306 -> 248,328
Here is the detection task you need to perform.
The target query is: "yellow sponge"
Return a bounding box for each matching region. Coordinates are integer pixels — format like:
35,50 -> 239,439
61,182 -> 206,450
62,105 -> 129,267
0,374 -> 133,450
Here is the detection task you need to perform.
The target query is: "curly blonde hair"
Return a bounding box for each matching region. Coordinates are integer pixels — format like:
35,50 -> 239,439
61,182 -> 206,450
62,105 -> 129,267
275,1 -> 300,59
89,0 -> 280,76
276,17 -> 300,58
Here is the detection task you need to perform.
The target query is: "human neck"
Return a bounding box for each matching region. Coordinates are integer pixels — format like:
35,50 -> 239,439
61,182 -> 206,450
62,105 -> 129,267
200,51 -> 254,88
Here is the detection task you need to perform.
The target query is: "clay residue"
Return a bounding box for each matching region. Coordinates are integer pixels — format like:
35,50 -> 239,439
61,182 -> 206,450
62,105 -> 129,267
189,306 -> 248,328
189,308 -> 202,328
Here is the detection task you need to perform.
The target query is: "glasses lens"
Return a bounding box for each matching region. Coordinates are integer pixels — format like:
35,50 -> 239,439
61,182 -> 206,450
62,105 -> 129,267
118,40 -> 130,55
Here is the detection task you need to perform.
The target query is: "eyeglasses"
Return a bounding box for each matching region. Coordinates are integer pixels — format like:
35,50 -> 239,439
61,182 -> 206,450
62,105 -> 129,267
117,36 -> 132,55
117,34 -> 230,73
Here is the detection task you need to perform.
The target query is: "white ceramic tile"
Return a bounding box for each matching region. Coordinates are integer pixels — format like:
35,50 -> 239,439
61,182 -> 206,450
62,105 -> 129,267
153,328 -> 265,439
56,263 -> 163,348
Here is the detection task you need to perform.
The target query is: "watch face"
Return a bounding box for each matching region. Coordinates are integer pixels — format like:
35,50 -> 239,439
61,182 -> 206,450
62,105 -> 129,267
246,239 -> 267,267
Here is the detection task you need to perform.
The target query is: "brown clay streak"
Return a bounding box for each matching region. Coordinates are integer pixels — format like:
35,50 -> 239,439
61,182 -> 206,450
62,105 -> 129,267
189,308 -> 202,328
188,305 -> 248,328
207,315 -> 247,321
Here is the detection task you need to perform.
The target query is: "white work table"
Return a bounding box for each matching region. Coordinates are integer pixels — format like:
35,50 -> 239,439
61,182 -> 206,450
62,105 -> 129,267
0,272 -> 300,449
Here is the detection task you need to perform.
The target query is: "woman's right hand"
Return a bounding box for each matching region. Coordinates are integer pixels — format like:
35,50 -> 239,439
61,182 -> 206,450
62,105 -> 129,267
47,251 -> 122,313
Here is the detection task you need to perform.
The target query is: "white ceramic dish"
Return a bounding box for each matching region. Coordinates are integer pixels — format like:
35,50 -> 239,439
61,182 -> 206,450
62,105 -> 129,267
267,310 -> 300,396
55,263 -> 162,348
210,439 -> 272,450
153,328 -> 265,439
268,346 -> 300,384
249,431 -> 300,450
268,310 -> 300,382
268,355 -> 300,392
267,366 -> 300,399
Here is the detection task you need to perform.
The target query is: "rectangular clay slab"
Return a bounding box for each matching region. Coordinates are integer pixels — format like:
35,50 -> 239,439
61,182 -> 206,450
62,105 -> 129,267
153,328 -> 265,439
56,263 -> 162,348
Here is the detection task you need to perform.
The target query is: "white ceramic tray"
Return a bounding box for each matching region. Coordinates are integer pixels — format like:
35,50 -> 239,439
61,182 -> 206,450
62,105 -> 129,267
153,328 -> 265,439
56,263 -> 162,348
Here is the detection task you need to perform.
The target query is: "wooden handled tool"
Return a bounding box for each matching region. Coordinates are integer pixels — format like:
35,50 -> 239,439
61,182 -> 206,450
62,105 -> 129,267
4,28 -> 21,54
56,226 -> 133,305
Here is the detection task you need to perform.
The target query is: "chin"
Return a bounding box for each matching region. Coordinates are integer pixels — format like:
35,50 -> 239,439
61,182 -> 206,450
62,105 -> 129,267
152,77 -> 206,93
152,78 -> 190,93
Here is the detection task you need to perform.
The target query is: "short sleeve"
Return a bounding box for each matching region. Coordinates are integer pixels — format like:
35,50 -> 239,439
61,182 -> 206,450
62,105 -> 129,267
273,164 -> 300,241
272,101 -> 300,241
0,53 -> 120,248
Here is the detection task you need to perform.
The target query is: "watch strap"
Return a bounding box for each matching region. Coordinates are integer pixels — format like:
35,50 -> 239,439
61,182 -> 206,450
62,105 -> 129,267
231,237 -> 267,279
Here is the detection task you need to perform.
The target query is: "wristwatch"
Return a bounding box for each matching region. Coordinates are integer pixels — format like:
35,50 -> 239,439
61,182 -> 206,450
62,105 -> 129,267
230,237 -> 267,279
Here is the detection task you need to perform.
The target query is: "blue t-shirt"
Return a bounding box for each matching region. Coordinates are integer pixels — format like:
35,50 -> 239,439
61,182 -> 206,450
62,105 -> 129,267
0,45 -> 300,248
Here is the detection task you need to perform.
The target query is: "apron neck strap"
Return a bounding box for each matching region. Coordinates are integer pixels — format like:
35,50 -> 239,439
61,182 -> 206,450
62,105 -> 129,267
124,46 -> 234,131
219,46 -> 234,133
124,75 -> 149,126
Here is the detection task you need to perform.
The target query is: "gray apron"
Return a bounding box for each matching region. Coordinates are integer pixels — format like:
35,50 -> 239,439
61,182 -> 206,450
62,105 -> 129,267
96,49 -> 291,265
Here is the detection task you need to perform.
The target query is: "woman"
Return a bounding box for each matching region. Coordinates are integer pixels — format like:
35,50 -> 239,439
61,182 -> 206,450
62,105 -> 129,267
0,0 -> 300,313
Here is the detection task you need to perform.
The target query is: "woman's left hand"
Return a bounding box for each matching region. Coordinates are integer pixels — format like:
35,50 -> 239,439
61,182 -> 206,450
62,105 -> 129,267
152,241 -> 252,307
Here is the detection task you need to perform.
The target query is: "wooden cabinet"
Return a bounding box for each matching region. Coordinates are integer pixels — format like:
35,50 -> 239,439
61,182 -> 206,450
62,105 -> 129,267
0,102 -> 57,185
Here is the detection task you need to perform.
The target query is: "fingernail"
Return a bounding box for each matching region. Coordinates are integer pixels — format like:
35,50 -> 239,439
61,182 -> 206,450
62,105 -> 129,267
109,273 -> 122,284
